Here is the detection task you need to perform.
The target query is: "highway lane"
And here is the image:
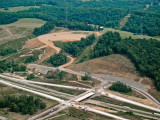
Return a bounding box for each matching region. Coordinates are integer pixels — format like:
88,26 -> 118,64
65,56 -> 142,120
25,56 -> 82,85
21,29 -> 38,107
29,104 -> 68,120
106,93 -> 160,112
0,79 -> 65,103
132,86 -> 160,107
0,75 -> 74,99
1,74 -> 91,91
87,100 -> 160,118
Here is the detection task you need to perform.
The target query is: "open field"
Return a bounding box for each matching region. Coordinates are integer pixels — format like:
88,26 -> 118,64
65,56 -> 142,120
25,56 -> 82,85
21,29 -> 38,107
0,18 -> 46,44
0,6 -> 40,12
104,28 -> 160,41
0,83 -> 58,120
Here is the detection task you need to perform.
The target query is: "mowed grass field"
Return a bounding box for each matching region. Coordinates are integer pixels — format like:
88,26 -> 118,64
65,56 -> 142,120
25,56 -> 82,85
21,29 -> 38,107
0,18 -> 46,44
0,6 -> 40,12
104,28 -> 160,41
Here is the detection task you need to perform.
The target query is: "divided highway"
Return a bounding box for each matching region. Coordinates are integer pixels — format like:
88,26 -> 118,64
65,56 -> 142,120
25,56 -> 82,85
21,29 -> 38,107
0,79 -> 65,103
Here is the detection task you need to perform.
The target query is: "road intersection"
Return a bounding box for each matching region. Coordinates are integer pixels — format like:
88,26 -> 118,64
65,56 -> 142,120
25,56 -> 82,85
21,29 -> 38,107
0,65 -> 160,119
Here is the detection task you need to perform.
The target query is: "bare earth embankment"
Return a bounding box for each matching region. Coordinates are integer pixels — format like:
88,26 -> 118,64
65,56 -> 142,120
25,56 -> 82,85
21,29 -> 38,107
68,54 -> 152,89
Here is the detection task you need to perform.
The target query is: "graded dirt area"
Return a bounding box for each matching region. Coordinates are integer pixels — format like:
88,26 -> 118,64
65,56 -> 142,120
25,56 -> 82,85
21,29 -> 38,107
38,31 -> 100,43
68,54 -> 138,79
67,54 -> 152,88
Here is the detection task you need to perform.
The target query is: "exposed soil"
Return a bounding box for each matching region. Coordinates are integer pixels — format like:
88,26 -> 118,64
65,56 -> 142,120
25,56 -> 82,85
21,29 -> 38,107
68,54 -> 138,79
38,46 -> 57,62
59,56 -> 76,68
23,38 -> 45,49
38,31 -> 100,43
89,105 -> 117,113
119,14 -> 130,28
69,81 -> 93,88
68,54 -> 152,89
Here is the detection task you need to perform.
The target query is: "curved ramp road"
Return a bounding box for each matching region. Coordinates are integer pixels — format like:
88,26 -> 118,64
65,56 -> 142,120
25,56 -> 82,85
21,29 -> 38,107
107,93 -> 160,112
0,79 -> 65,103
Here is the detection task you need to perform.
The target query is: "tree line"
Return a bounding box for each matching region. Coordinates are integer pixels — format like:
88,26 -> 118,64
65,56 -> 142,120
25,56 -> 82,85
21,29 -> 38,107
33,21 -> 55,36
0,95 -> 46,115
109,81 -> 132,93
54,34 -> 96,57
33,21 -> 98,36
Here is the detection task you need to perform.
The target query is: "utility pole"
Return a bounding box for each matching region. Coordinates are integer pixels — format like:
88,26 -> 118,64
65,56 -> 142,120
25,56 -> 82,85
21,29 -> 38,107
140,16 -> 143,39
65,1 -> 68,26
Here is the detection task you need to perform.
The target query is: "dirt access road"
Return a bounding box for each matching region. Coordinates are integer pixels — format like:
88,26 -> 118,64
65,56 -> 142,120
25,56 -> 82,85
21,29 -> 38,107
36,31 -> 101,67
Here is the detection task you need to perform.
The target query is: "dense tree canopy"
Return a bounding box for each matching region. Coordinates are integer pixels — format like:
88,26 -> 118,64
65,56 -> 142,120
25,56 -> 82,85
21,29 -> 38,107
0,95 -> 46,115
122,11 -> 160,36
109,81 -> 132,93
48,53 -> 67,67
0,0 -> 159,36
0,61 -> 26,73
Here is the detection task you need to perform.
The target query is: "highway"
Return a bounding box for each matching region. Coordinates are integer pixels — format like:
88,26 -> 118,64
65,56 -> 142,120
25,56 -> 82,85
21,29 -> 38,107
87,100 -> 160,119
1,74 -> 90,91
0,75 -> 74,99
0,79 -> 65,103
29,104 -> 68,120
106,93 -> 160,112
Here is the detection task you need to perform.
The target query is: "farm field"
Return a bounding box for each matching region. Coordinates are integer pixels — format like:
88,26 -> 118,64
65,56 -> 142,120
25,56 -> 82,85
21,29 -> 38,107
0,18 -> 46,44
0,6 -> 40,12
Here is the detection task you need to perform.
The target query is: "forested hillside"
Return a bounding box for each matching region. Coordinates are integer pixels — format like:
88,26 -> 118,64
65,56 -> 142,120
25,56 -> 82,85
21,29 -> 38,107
89,32 -> 160,90
0,0 -> 159,36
